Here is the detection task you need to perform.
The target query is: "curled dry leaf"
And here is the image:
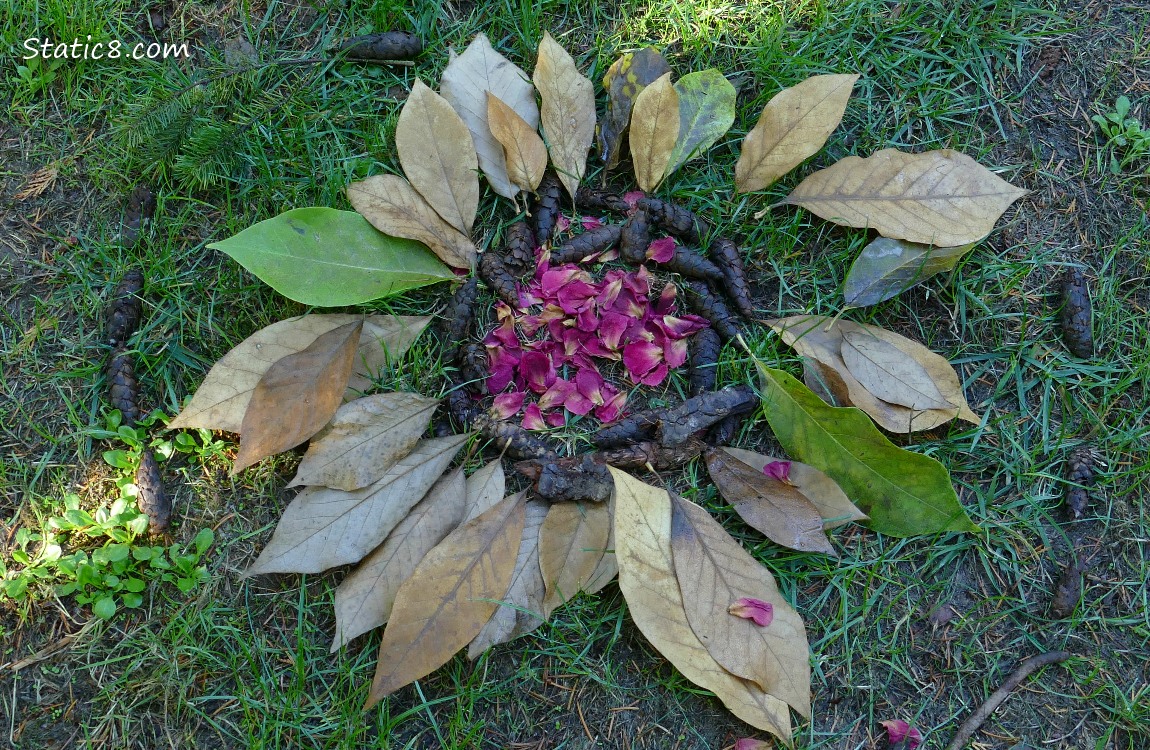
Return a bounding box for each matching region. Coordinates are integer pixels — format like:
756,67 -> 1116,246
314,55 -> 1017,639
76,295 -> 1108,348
539,500 -> 612,615
347,174 -> 477,270
487,93 -> 549,194
233,321 -> 362,474
440,33 -> 539,200
169,314 -> 430,434
670,494 -> 811,716
534,31 -> 596,198
468,498 -> 549,658
599,47 -> 671,170
703,448 -> 837,556
366,490 -> 527,706
777,148 -> 1028,246
464,460 -> 506,523
629,73 -> 680,192
840,330 -> 954,411
397,79 -> 479,235
721,447 -> 867,529
288,392 -> 439,490
843,236 -> 977,309
243,435 -> 467,575
667,69 -> 737,175
735,73 -> 858,193
610,468 -> 793,742
330,467 -> 467,652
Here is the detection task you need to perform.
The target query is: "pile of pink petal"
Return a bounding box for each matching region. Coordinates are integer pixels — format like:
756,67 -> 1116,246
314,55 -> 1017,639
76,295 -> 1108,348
483,221 -> 709,430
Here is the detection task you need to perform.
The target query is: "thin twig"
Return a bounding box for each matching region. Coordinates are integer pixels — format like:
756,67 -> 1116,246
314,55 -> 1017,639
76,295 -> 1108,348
943,651 -> 1072,750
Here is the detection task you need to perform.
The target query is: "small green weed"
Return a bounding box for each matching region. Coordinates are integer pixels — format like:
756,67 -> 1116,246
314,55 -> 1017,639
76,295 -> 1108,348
1092,96 -> 1150,174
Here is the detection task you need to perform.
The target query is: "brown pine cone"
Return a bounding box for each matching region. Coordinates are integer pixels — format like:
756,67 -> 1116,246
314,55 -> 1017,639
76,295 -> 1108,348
107,349 -> 140,426
1065,446 -> 1096,519
531,171 -> 564,244
135,449 -> 171,534
688,328 -> 722,397
619,208 -> 651,263
575,187 -> 629,215
503,221 -> 537,277
684,281 -> 743,342
710,238 -> 755,319
550,225 -> 622,265
478,252 -> 520,307
1059,267 -> 1093,358
441,277 -> 480,364
106,269 -> 144,346
639,197 -> 709,244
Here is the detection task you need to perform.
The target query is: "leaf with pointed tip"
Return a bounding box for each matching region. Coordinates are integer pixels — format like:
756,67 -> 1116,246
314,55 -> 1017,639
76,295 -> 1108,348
464,460 -> 506,523
534,31 -> 595,198
487,93 -> 548,194
629,73 -> 680,192
610,468 -> 793,742
720,448 -> 867,529
468,498 -> 549,658
440,33 -> 539,200
704,448 -> 837,555
598,47 -> 671,170
288,392 -> 439,490
670,494 -> 811,716
667,69 -> 736,175
843,237 -> 977,309
840,331 -> 953,411
347,175 -> 477,270
397,79 -> 479,235
539,500 -> 612,615
233,321 -> 362,474
735,74 -> 858,193
776,148 -> 1028,246
366,491 -> 526,705
754,363 -> 977,537
243,435 -> 467,575
330,467 -> 467,652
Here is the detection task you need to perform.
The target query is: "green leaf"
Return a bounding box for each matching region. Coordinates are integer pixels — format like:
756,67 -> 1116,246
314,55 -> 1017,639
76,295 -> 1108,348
122,592 -> 144,608
192,528 -> 215,556
756,363 -> 977,537
208,208 -> 456,307
843,237 -> 978,309
667,69 -> 737,176
93,596 -> 117,619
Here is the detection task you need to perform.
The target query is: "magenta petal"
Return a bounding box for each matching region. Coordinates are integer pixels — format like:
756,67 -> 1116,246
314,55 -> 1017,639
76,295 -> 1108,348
522,403 -> 546,430
734,740 -> 772,750
599,312 -> 631,351
590,247 -> 620,263
664,338 -> 689,369
657,314 -> 709,339
763,460 -> 793,483
654,282 -> 677,315
575,368 -> 606,405
638,362 -> 668,386
595,389 -> 627,423
728,597 -> 774,627
623,341 -> 663,381
580,216 -> 603,230
556,214 -> 571,233
564,390 -> 595,415
545,410 -> 566,427
576,306 -> 600,332
537,378 -> 575,411
879,720 -> 923,750
623,191 -> 646,210
491,391 -> 525,419
520,351 -> 556,394
647,236 -> 676,263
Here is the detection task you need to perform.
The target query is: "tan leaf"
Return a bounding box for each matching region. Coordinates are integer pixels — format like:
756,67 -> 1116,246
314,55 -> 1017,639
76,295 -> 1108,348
735,74 -> 859,193
721,448 -> 867,529
584,491 -> 618,595
440,33 -> 540,200
330,467 -> 467,652
366,490 -> 527,705
168,314 -> 428,433
346,174 -> 477,270
464,460 -> 506,523
768,315 -> 978,432
610,468 -> 792,742
243,435 -> 467,575
704,449 -> 837,556
840,330 -> 953,411
778,148 -> 1028,246
539,499 -> 612,615
288,392 -> 439,490
599,48 -> 671,171
397,79 -> 479,235
232,321 -> 362,473
467,498 -> 549,658
670,494 -> 811,717
534,31 -> 595,198
629,73 -> 680,192
487,93 -> 548,194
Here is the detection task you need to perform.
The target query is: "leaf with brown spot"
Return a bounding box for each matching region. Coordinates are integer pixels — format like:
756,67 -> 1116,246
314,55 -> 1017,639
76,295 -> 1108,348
467,498 -> 549,658
735,74 -> 858,193
720,448 -> 867,530
670,494 -> 811,716
776,148 -> 1028,246
366,490 -> 527,706
598,47 -> 671,170
168,314 -> 429,433
610,468 -> 793,742
842,236 -> 977,309
330,467 -> 468,652
397,79 -> 479,235
243,435 -> 467,575
346,175 -> 477,270
464,460 -> 506,522
839,330 -> 953,411
534,31 -> 595,198
704,448 -> 837,556
539,499 -> 612,615
288,392 -> 439,490
629,73 -> 680,192
487,93 -> 548,195
232,321 -> 362,474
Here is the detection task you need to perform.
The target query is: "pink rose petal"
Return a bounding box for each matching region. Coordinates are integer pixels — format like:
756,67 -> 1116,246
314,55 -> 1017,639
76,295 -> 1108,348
664,338 -> 689,369
537,378 -> 576,411
879,720 -> 923,750
623,191 -> 646,210
491,391 -> 525,419
595,388 -> 627,423
654,282 -> 677,315
520,351 -> 556,394
734,740 -> 772,750
623,341 -> 663,382
763,460 -> 793,484
646,236 -> 676,263
580,216 -> 603,230
564,389 -> 595,416
556,214 -> 571,233
728,597 -> 774,627
637,362 -> 669,386
545,410 -> 566,427
522,403 -> 546,430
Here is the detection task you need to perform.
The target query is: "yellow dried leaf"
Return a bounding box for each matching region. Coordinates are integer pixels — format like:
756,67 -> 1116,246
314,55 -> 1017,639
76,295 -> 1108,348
629,73 -> 680,192
534,31 -> 595,198
487,92 -> 548,194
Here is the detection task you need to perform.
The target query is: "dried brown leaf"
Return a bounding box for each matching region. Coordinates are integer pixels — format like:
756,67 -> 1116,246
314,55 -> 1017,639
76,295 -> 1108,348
232,321 -> 362,474
584,491 -> 618,595
464,460 -> 506,523
778,148 -> 1028,246
397,79 -> 479,235
330,467 -> 468,651
14,166 -> 59,201
840,330 -> 953,411
366,490 -> 527,705
346,175 -> 477,270
243,435 -> 467,575
670,494 -> 811,716
539,500 -> 612,615
720,448 -> 867,529
487,93 -> 548,194
629,73 -> 680,192
288,392 -> 439,490
534,32 -> 596,198
734,74 -> 858,193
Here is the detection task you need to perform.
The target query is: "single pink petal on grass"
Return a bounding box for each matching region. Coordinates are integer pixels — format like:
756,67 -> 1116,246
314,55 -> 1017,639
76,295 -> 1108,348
664,337 -> 689,369
522,403 -> 546,430
580,216 -> 604,230
595,388 -> 627,423
623,341 -> 664,382
556,214 -> 571,233
623,191 -> 646,210
646,236 -> 676,263
728,597 -> 774,627
734,740 -> 772,750
520,351 -> 556,394
762,460 -> 795,485
491,391 -> 525,419
879,720 -> 923,750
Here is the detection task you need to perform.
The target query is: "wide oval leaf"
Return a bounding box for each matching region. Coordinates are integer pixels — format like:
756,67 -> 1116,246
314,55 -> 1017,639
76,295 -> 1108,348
599,47 -> 671,170
843,237 -> 977,308
538,500 -> 611,615
208,208 -> 454,306
720,448 -> 867,529
668,69 -> 736,176
630,73 -> 680,192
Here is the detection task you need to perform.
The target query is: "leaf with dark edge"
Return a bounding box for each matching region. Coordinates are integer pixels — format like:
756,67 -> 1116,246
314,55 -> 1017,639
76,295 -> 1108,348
598,47 -> 671,170
539,500 -> 612,615
843,237 -> 977,309
667,69 -> 737,176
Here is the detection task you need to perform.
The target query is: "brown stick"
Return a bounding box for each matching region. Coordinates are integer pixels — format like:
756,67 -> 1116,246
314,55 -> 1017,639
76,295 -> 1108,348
943,651 -> 1072,750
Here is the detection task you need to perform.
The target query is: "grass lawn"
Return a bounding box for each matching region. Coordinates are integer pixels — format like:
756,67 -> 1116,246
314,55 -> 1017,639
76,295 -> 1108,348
2,0 -> 1148,748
